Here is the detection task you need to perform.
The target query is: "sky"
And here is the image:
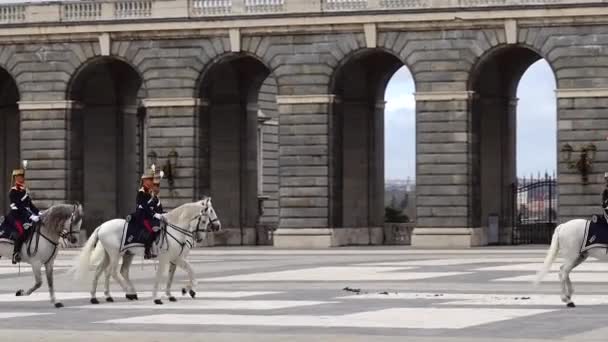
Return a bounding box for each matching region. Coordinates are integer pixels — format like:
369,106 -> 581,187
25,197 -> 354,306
384,60 -> 557,181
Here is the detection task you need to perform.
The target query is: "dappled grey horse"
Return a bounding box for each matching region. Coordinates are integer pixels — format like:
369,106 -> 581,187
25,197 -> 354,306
0,203 -> 83,308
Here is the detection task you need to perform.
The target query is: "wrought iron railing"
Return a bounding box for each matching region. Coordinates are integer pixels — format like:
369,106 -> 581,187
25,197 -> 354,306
512,174 -> 557,244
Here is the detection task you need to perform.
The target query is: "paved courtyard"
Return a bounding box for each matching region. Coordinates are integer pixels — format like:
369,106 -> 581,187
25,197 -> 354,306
0,247 -> 607,341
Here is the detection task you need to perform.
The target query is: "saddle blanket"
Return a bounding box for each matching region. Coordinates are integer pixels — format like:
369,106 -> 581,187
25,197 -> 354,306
0,216 -> 16,243
582,214 -> 608,252
120,215 -> 150,252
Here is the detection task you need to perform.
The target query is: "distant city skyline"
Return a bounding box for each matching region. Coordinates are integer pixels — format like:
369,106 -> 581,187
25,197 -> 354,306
384,60 -> 557,181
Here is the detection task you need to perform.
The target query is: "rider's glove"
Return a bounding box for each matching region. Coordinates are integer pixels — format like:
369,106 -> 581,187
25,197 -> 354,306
153,213 -> 163,220
30,215 -> 40,223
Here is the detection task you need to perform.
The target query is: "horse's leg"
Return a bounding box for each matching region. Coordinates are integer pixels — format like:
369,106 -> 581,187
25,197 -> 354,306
178,259 -> 197,299
18,262 -> 43,297
566,253 -> 587,301
560,254 -> 586,307
152,258 -> 168,305
166,262 -> 178,302
91,252 -> 110,304
107,254 -> 130,297
44,262 -> 62,308
120,254 -> 137,297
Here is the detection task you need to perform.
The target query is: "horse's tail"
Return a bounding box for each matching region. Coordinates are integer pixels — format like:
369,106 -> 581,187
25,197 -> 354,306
70,226 -> 100,283
90,239 -> 106,266
534,224 -> 561,286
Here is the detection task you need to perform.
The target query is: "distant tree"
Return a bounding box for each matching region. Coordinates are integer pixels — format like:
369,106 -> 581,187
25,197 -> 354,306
390,194 -> 399,209
385,206 -> 409,223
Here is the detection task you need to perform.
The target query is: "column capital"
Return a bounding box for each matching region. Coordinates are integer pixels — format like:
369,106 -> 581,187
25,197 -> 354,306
276,94 -> 338,105
414,91 -> 475,102
142,97 -> 204,108
18,100 -> 82,110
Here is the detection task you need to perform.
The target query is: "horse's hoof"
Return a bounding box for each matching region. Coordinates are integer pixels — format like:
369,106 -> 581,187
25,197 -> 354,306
55,303 -> 64,308
189,290 -> 196,299
90,298 -> 99,305
126,294 -> 136,301
182,288 -> 187,295
169,296 -> 177,302
133,294 -> 139,301
15,290 -> 24,297
106,297 -> 114,303
154,299 -> 163,305
567,302 -> 576,308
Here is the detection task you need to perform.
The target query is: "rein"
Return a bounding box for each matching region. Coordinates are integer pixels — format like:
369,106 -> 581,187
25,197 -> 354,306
160,213 -> 208,256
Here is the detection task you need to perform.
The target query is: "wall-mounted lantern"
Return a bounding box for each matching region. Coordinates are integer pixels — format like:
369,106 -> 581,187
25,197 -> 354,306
561,143 -> 596,184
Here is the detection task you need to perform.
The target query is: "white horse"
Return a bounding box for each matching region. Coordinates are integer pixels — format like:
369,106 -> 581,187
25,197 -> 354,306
72,198 -> 220,304
535,219 -> 608,307
0,203 -> 83,308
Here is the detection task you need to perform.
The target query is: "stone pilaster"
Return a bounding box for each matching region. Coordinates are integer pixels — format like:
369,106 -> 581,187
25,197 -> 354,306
411,91 -> 486,247
274,95 -> 334,248
556,89 -> 608,222
17,100 -> 77,209
142,97 -> 199,209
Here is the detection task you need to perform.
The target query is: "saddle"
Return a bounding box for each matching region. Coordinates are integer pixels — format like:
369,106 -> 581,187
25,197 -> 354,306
582,214 -> 608,252
120,215 -> 164,254
0,216 -> 33,245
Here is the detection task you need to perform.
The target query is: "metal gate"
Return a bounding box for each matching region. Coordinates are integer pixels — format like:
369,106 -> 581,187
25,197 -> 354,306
512,174 -> 557,244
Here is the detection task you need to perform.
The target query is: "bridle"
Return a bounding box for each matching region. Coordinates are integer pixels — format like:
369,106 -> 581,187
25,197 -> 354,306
163,203 -> 216,245
59,204 -> 80,243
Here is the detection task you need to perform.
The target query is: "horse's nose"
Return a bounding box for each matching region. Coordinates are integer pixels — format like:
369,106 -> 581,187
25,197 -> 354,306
70,237 -> 78,244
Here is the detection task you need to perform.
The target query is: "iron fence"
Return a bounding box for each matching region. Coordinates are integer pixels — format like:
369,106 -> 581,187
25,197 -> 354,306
512,174 -> 557,244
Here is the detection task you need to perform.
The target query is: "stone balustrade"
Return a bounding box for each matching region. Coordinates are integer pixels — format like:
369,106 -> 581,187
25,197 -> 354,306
0,0 -> 603,24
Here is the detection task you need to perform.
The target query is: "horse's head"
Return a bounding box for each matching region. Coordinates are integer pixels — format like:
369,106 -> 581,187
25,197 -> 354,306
42,203 -> 83,245
201,197 -> 221,233
189,197 -> 220,243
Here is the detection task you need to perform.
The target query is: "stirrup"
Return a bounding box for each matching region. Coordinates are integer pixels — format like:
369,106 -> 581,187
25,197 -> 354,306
12,252 -> 20,264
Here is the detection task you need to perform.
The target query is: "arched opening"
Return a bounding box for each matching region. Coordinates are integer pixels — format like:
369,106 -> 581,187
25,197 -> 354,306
470,46 -> 557,244
197,55 -> 271,245
67,58 -> 144,232
0,69 -> 19,212
384,66 -> 416,232
331,49 -> 412,244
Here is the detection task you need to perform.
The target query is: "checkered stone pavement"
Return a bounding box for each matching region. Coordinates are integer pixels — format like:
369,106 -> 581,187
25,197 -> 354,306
0,248 -> 607,341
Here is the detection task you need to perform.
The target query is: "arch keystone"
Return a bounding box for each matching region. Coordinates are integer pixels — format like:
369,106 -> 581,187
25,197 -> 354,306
364,23 -> 377,48
98,33 -> 111,56
505,19 -> 518,44
229,28 -> 241,52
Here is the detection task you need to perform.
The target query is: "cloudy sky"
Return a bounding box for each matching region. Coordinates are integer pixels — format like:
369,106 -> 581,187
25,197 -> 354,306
384,60 -> 557,180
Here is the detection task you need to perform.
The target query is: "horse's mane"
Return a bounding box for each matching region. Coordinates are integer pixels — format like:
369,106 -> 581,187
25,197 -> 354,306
42,203 -> 81,233
164,199 -> 207,223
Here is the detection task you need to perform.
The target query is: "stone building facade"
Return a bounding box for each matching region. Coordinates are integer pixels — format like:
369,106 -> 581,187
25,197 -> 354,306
0,0 -> 605,247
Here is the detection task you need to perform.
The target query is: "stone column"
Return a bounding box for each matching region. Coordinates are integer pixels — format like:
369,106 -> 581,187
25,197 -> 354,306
273,94 -> 334,248
117,105 -> 140,218
17,100 -> 77,209
142,97 -> 199,209
476,96 -> 518,244
411,91 -> 485,247
0,104 -> 19,211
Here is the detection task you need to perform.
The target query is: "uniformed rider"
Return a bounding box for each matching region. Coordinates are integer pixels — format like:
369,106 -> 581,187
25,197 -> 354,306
136,166 -> 163,259
7,161 -> 40,264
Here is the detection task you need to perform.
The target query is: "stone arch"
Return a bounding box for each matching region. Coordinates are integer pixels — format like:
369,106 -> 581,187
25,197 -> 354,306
467,43 -> 557,244
0,67 -> 20,211
197,52 -> 275,244
67,57 -> 145,232
329,48 -> 415,243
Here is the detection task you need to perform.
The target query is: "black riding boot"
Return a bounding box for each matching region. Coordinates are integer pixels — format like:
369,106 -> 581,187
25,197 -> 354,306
144,233 -> 157,260
12,237 -> 23,264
